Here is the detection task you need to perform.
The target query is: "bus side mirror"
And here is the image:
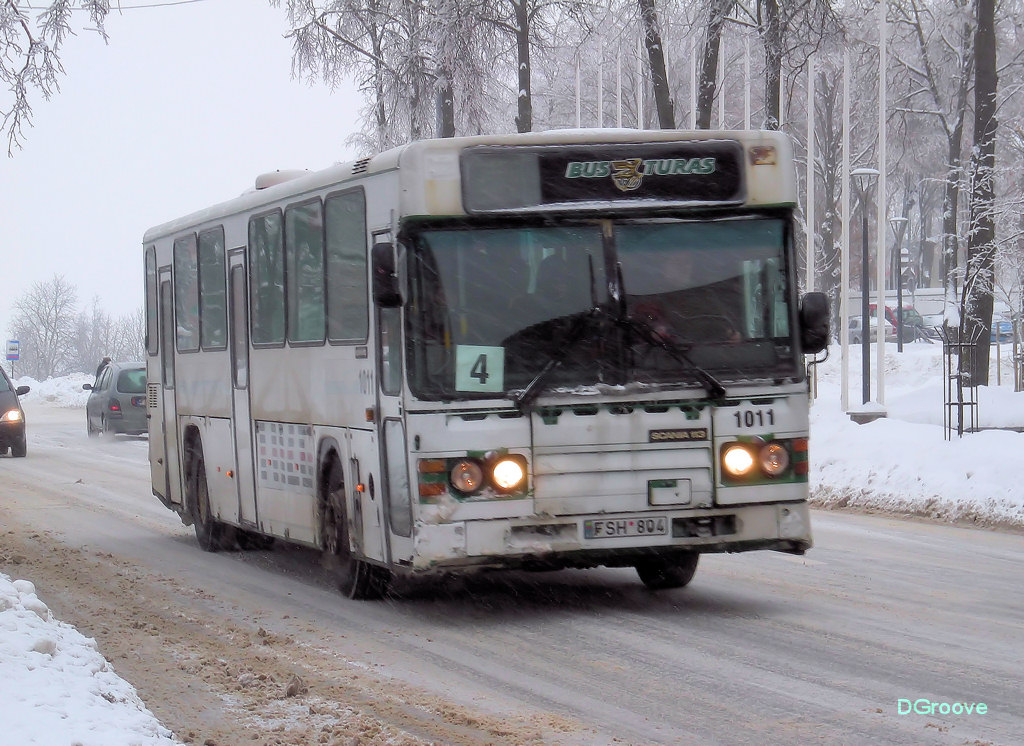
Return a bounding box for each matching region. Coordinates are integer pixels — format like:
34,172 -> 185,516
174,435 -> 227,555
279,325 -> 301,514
799,291 -> 829,354
371,242 -> 403,307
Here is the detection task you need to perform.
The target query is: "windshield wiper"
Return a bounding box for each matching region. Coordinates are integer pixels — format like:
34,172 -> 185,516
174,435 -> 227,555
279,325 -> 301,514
614,262 -> 727,400
514,256 -> 728,410
512,309 -> 599,413
616,314 -> 726,400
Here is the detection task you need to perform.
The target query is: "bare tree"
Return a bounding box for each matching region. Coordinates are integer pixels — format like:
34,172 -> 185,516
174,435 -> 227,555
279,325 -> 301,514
477,0 -> 593,134
962,0 -> 997,384
279,0 -> 505,145
9,274 -> 78,379
115,308 -> 146,363
638,0 -> 674,128
808,65 -> 845,327
70,298 -> 144,374
1,1 -> 110,155
753,0 -> 841,130
890,0 -> 974,311
279,0 -> 422,151
72,297 -> 116,376
696,0 -> 734,129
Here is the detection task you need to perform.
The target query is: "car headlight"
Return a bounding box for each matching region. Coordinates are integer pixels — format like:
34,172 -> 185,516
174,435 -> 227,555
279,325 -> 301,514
491,457 -> 526,492
2,409 -> 23,423
449,459 -> 484,494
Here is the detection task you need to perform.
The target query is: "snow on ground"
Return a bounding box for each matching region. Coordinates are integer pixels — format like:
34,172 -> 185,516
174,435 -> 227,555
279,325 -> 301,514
3,341 -> 1024,742
810,341 -> 1024,527
0,574 -> 178,745
15,372 -> 94,409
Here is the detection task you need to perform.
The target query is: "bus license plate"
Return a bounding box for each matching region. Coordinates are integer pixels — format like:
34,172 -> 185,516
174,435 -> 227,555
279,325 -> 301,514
584,516 -> 668,539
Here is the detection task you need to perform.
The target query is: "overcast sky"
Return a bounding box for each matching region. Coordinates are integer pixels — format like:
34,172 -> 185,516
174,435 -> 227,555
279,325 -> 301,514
1,0 -> 361,343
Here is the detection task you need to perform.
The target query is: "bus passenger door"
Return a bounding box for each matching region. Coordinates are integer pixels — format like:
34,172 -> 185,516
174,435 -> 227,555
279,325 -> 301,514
228,252 -> 258,527
155,269 -> 183,506
375,240 -> 414,565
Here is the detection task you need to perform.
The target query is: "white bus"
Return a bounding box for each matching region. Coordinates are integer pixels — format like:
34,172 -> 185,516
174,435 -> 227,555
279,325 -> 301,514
144,129 -> 829,599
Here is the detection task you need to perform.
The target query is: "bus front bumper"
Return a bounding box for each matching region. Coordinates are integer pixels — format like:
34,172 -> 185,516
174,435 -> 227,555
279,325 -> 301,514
411,501 -> 811,572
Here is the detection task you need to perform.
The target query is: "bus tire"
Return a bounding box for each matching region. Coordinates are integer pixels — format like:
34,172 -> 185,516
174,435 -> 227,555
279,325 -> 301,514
188,450 -> 229,552
321,457 -> 389,600
635,552 -> 700,590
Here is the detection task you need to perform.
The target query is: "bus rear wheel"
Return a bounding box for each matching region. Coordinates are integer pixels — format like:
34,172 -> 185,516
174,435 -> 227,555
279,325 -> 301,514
635,552 -> 700,590
321,459 -> 389,600
189,451 -> 230,552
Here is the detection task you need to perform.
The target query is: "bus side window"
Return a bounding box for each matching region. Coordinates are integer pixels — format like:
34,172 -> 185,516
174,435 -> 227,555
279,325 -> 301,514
285,199 -> 326,344
173,234 -> 200,352
248,212 -> 285,345
380,306 -> 403,395
198,226 -> 227,350
145,247 -> 158,356
325,189 -> 368,342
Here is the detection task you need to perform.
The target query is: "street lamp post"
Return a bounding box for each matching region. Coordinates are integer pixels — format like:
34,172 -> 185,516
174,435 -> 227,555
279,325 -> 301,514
890,216 -> 909,352
851,168 -> 879,405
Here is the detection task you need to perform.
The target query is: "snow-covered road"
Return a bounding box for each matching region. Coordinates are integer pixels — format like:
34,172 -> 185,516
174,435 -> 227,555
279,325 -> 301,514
2,403 -> 1022,745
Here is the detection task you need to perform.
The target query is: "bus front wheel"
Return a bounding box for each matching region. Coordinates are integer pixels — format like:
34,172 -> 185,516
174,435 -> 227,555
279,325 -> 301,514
321,459 -> 389,600
635,552 -> 700,590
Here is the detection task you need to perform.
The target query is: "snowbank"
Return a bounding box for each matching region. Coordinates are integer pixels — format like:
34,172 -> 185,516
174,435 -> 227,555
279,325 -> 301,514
16,373 -> 94,409
0,573 -> 178,746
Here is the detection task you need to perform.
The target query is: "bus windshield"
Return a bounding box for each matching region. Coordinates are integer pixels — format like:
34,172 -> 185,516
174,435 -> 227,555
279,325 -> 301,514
406,216 -> 797,401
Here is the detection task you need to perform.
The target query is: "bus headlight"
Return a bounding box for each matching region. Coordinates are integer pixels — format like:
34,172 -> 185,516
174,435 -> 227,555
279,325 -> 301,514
759,443 -> 789,476
722,444 -> 755,477
491,457 -> 526,492
721,439 -> 796,483
449,459 -> 484,494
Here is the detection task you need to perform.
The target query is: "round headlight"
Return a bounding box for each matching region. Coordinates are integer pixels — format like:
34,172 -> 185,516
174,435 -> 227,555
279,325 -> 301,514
722,444 -> 755,477
492,458 -> 525,491
759,443 -> 790,476
450,459 -> 484,494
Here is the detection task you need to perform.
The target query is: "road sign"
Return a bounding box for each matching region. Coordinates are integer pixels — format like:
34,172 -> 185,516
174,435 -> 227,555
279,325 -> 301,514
5,340 -> 19,361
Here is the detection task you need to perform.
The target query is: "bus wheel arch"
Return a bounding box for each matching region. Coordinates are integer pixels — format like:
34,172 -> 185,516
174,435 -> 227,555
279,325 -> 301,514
318,447 -> 389,600
183,427 -> 231,552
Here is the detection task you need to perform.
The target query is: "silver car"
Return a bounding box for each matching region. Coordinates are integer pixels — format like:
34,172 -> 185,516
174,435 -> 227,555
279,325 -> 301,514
848,316 -> 897,345
84,362 -> 147,436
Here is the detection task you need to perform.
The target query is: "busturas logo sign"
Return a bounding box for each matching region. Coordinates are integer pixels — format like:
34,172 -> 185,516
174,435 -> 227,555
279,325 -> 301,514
565,157 -> 718,192
459,139 -> 747,213
542,140 -> 744,204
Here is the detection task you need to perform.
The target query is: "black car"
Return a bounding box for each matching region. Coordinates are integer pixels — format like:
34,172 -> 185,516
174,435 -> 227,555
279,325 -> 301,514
0,366 -> 29,457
